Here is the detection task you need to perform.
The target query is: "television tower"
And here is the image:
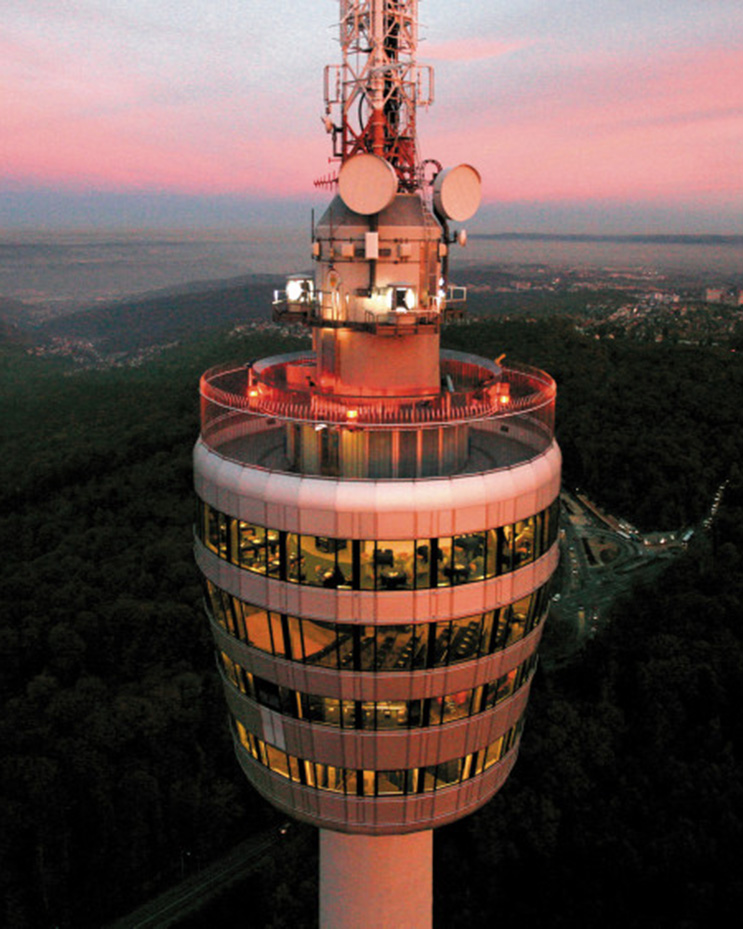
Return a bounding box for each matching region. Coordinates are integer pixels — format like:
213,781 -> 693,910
194,2 -> 561,927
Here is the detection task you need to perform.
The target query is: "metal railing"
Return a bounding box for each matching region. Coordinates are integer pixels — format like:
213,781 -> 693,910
200,350 -> 555,438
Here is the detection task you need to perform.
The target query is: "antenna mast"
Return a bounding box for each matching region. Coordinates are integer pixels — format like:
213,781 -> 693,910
324,0 -> 433,191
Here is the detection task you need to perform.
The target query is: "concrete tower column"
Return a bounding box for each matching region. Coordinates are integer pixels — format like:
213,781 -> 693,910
320,830 -> 433,929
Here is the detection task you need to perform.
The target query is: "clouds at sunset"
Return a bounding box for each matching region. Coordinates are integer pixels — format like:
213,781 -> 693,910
2,0 -> 741,230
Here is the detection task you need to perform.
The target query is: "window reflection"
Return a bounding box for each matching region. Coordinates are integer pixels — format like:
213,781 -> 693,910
375,540 -> 415,590
197,497 -> 559,592
303,619 -> 339,668
513,517 -> 535,570
234,718 -> 524,795
205,579 -> 551,670
221,652 -> 536,732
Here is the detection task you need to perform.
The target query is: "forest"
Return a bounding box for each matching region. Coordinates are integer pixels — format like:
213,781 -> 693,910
1,314 -> 742,927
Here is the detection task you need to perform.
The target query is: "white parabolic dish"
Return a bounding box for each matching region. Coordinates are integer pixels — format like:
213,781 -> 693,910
433,164 -> 482,222
338,154 -> 399,215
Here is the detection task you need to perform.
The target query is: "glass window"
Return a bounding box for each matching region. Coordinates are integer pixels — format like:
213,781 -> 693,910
375,540 -> 415,590
377,770 -> 406,795
498,524 -> 514,575
441,690 -> 472,724
201,501 -> 557,591
407,699 -> 424,728
337,626 -> 355,669
341,700 -> 357,729
204,580 -> 226,630
267,529 -> 281,578
492,607 -> 509,652
304,536 -> 347,588
485,529 -> 497,578
432,621 -> 453,667
362,770 -> 375,797
287,614 -> 304,662
358,626 -> 376,671
255,677 -> 281,712
482,679 -> 498,712
302,619 -> 339,668
411,624 -> 429,670
437,537 -> 453,586
454,532 -> 486,581
398,430 -> 418,478
337,539 -> 353,589
372,625 -> 404,670
243,605 -> 273,654
269,612 -> 286,657
205,505 -> 221,555
287,533 -> 304,583
497,669 -> 518,703
479,609 -> 497,656
436,758 -> 462,787
264,743 -> 290,778
343,769 -> 358,796
513,517 -> 536,570
369,431 -> 392,478
303,694 -> 340,726
229,596 -> 248,642
220,651 -> 238,688
238,520 -> 267,573
461,753 -> 475,782
359,540 -> 376,590
449,615 -> 481,664
423,765 -> 438,793
428,697 -> 444,727
414,543 -> 431,588
388,625 -> 418,671
506,595 -> 532,646
320,427 -> 340,476
484,736 -> 504,770
421,428 -> 440,477
288,755 -> 302,784
375,700 -> 408,729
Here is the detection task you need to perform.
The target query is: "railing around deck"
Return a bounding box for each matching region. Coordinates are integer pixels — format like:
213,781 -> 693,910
199,350 -> 556,476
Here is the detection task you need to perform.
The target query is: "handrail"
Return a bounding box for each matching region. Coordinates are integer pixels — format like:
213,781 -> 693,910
200,350 -> 556,431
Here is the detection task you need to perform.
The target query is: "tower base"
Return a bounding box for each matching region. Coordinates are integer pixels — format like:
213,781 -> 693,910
319,829 -> 433,929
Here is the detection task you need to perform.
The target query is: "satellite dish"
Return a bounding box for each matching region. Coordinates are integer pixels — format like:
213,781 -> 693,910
338,154 -> 398,215
433,164 -> 482,222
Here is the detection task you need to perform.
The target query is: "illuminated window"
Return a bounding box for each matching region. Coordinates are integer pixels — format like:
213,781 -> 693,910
222,655 -> 535,732
197,497 -> 559,592
513,517 -> 536,570
234,722 -> 524,796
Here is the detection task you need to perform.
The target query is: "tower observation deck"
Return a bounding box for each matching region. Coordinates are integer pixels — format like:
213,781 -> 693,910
194,3 -> 561,926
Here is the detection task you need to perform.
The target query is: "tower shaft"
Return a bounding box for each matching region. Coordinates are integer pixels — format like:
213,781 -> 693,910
320,830 -> 432,929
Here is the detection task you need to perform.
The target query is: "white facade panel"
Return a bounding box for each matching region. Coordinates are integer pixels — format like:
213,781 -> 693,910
194,439 -> 561,538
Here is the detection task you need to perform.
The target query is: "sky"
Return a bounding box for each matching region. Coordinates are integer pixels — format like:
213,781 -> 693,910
2,0 -> 742,233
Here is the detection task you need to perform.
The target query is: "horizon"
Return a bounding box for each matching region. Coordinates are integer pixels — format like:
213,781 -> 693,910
3,1 -> 742,235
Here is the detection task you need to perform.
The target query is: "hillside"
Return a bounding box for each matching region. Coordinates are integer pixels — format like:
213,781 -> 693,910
34,274 -> 280,355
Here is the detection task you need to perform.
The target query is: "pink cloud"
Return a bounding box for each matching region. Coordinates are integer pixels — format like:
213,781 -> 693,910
428,43 -> 743,207
424,37 -> 531,62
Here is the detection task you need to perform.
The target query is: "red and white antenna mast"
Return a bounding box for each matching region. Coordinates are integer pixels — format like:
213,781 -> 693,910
323,0 -> 434,191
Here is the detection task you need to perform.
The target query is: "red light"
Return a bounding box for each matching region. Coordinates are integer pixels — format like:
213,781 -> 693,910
346,409 -> 359,420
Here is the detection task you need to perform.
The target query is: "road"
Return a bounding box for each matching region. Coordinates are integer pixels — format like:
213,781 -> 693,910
552,490 -> 683,645
105,824 -> 292,929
